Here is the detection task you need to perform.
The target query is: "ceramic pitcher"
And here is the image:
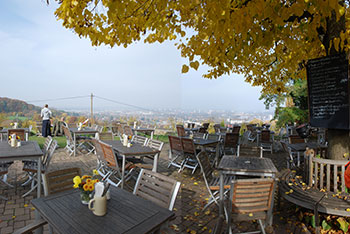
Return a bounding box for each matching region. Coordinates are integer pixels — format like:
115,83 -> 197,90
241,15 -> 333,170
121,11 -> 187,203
88,195 -> 107,216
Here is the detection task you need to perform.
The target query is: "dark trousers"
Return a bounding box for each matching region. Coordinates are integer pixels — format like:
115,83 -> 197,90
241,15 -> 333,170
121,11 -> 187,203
42,120 -> 51,137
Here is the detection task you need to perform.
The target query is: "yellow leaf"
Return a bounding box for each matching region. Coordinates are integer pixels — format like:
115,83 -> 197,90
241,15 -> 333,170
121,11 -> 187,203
182,65 -> 189,73
24,204 -> 28,208
190,61 -> 200,70
248,213 -> 253,217
194,182 -> 198,185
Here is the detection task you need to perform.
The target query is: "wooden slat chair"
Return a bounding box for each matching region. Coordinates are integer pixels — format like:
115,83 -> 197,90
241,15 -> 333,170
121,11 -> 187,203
0,162 -> 13,200
99,132 -> 113,141
133,169 -> 181,211
117,124 -> 124,138
228,178 -> 277,234
289,135 -> 305,144
99,140 -> 134,187
223,133 -> 240,156
62,126 -> 92,156
21,136 -> 53,187
259,130 -> 273,156
202,123 -> 210,131
196,152 -> 233,211
132,135 -> 148,146
193,132 -> 206,139
123,125 -> 133,137
22,140 -> 58,197
214,124 -> 221,133
168,136 -> 184,170
7,129 -> 26,141
232,126 -> 241,134
14,167 -> 81,234
111,126 -> 119,137
180,138 -> 200,174
91,139 -> 109,178
176,125 -> 187,137
280,141 -> 297,169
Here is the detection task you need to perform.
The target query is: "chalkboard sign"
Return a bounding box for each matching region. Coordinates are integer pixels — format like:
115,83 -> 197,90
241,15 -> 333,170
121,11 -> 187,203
307,53 -> 350,130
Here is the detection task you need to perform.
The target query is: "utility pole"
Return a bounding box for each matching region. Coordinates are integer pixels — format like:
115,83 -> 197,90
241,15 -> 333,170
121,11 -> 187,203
91,93 -> 94,126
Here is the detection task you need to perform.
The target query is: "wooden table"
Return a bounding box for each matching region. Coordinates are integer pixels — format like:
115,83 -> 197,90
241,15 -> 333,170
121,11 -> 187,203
0,141 -> 43,233
217,156 -> 278,226
131,127 -> 155,139
69,128 -> 98,157
0,128 -> 30,141
103,140 -> 161,188
287,142 -> 327,167
31,187 -> 175,234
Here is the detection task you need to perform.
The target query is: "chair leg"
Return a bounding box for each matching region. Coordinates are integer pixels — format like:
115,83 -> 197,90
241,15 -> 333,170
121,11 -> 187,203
1,174 -> 13,188
258,219 -> 266,234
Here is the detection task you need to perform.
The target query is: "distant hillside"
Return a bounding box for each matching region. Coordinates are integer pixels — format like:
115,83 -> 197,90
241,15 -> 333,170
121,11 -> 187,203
0,97 -> 41,113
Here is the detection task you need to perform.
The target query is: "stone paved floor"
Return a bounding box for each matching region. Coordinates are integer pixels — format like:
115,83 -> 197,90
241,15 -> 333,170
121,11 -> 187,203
0,143 -> 301,234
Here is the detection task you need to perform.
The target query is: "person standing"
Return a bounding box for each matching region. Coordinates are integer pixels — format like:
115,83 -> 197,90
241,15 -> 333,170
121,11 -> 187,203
41,104 -> 52,137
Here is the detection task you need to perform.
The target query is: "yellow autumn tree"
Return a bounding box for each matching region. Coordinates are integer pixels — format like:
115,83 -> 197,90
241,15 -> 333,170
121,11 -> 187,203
54,0 -> 348,94
53,0 -> 349,159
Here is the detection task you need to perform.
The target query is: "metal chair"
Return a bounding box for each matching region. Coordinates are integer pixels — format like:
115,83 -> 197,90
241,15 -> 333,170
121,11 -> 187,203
133,169 -> 181,211
22,140 -> 58,197
259,130 -> 273,156
223,133 -> 240,156
180,138 -> 200,174
196,152 -> 233,212
14,167 -> 81,234
0,162 -> 13,200
132,135 -> 148,146
227,178 -> 277,234
168,135 -> 184,170
176,124 -> 187,137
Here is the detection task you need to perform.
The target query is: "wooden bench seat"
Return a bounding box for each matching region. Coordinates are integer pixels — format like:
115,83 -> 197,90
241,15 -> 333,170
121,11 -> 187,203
279,169 -> 350,217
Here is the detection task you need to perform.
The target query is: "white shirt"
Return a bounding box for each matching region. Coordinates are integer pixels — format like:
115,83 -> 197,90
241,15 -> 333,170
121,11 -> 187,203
41,107 -> 52,120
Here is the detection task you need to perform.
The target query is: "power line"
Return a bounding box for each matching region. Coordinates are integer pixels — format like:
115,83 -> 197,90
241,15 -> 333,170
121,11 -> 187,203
94,95 -> 159,113
27,95 -> 90,103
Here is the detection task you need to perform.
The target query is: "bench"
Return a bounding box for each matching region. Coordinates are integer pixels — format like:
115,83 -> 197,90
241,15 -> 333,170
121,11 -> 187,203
279,152 -> 350,233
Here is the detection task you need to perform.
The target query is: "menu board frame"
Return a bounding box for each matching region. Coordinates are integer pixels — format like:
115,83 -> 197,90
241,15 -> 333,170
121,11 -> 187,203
306,53 -> 350,130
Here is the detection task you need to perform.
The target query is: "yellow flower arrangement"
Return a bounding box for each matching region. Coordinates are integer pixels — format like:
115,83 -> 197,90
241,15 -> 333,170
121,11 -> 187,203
73,169 -> 100,204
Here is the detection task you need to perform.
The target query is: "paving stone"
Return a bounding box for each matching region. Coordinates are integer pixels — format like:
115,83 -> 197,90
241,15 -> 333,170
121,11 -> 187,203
14,220 -> 25,229
0,226 -> 14,234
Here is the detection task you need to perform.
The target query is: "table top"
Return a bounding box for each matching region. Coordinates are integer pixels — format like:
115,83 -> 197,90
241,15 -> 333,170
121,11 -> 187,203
104,140 -> 160,156
69,127 -> 98,134
288,142 -> 327,152
193,138 -> 219,146
218,156 -> 278,175
32,187 -> 175,234
131,127 -> 155,132
0,128 -> 30,133
0,141 -> 43,159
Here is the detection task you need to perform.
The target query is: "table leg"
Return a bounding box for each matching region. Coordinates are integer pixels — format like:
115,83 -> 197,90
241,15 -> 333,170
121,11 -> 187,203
152,153 -> 158,172
215,144 -> 220,167
151,131 -> 154,139
219,172 -> 224,218
25,132 -> 28,141
121,155 -> 125,189
35,156 -> 43,234
73,133 -> 76,157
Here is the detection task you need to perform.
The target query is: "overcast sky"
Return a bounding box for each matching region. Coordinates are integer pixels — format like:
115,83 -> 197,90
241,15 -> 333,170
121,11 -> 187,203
0,0 -> 270,113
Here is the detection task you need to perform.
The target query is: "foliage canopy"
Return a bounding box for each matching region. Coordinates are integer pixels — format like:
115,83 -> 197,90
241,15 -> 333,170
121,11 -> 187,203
54,0 -> 348,94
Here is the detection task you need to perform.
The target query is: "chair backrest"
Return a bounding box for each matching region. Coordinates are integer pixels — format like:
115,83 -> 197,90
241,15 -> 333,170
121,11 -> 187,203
176,125 -> 186,137
123,125 -> 133,136
133,169 -> 181,211
117,124 -> 124,136
132,135 -> 148,146
99,132 -> 113,141
260,130 -> 271,143
230,178 -> 275,217
181,138 -> 196,156
213,124 -> 221,133
196,151 -> 214,186
193,132 -> 206,139
202,123 -> 210,130
232,126 -> 241,134
289,135 -> 305,144
147,139 -> 164,151
111,126 -> 118,135
7,129 -> 26,141
198,127 -> 207,133
168,136 -> 183,154
207,134 -> 220,141
99,141 -> 120,172
62,126 -> 74,143
224,133 -> 239,148
43,136 -> 53,154
43,140 -> 58,171
43,167 -> 81,196
96,125 -> 104,133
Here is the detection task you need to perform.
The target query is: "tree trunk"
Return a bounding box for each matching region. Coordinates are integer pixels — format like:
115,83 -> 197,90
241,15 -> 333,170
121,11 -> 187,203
321,10 -> 350,159
327,130 -> 350,159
